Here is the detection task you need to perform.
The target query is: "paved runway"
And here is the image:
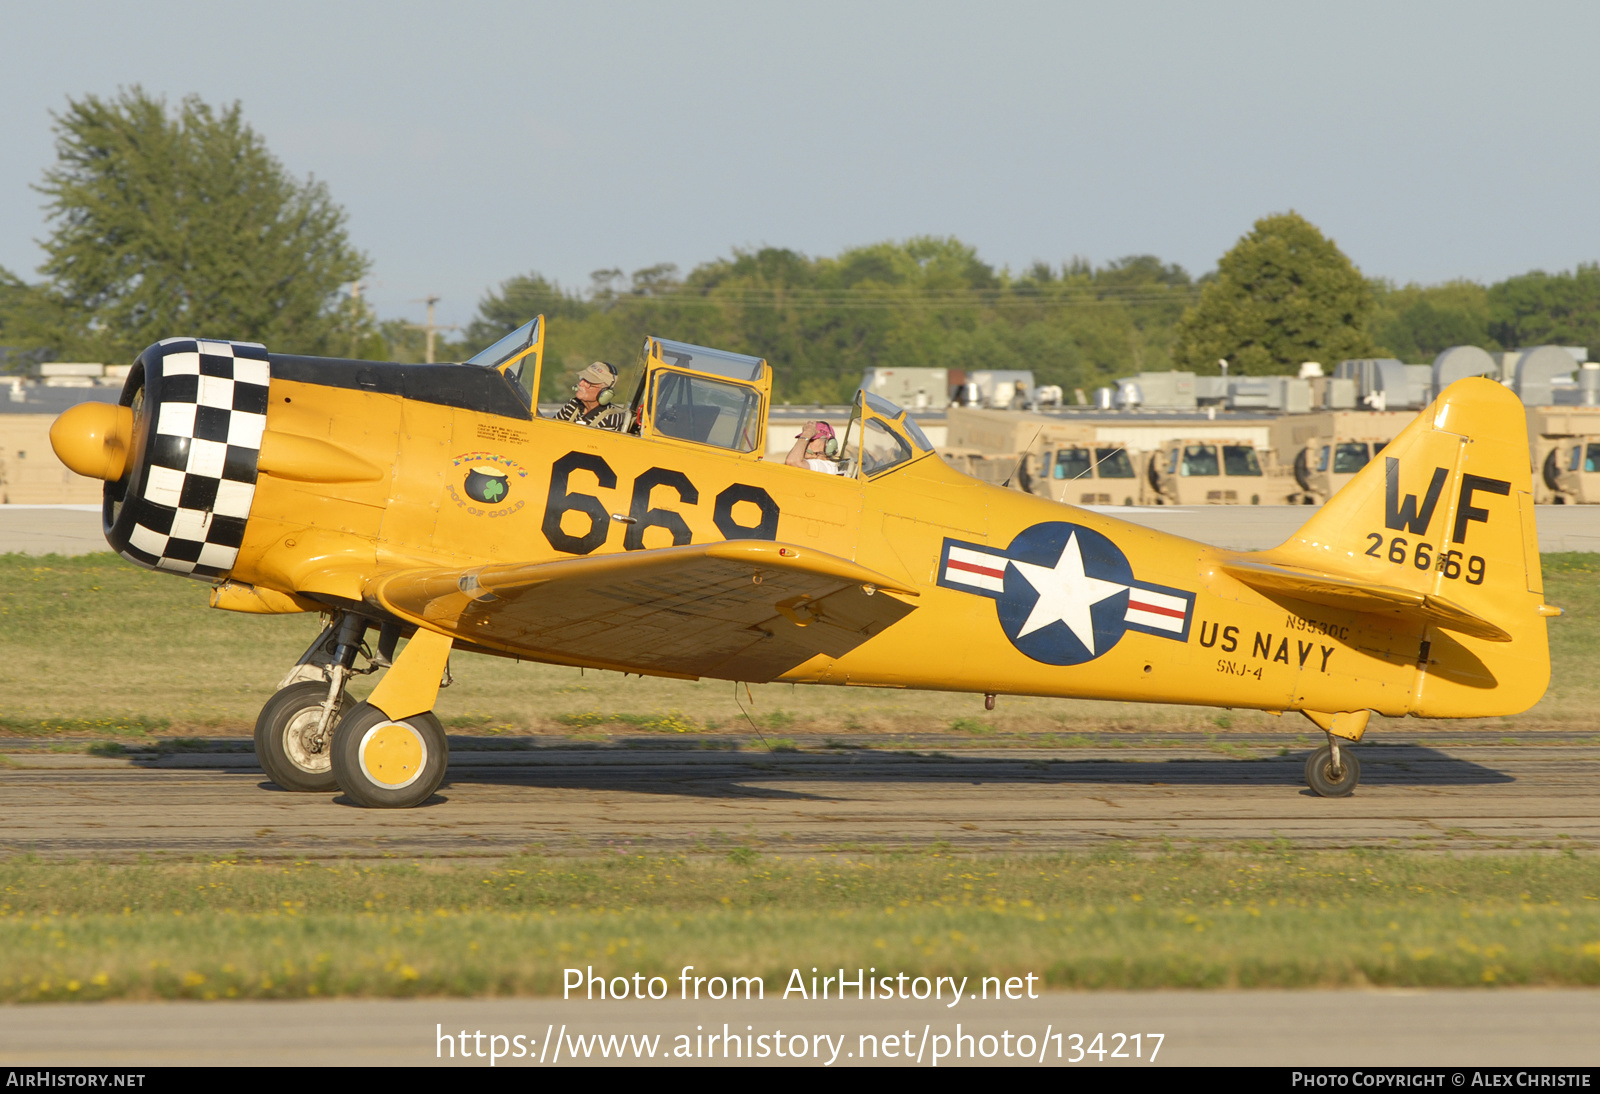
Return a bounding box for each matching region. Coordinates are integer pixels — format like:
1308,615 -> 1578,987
2,736 -> 1595,857
0,504 -> 103,555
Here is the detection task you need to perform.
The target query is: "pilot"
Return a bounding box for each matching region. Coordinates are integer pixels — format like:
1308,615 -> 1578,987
554,361 -> 627,430
785,421 -> 842,474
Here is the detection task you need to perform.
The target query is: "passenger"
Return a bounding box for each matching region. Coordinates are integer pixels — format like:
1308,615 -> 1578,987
785,421 -> 842,474
554,361 -> 627,430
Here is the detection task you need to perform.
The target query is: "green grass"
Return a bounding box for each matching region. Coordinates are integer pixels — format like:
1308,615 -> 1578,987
0,551 -> 1595,739
553,711 -> 703,734
1,850 -> 1598,1001
4,716 -> 171,738
948,717 -> 995,736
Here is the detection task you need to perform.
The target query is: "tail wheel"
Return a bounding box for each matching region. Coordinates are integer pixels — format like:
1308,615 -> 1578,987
254,681 -> 341,792
330,702 -> 448,808
1305,744 -> 1360,798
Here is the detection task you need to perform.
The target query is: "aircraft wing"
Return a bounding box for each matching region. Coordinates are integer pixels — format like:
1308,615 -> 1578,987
365,541 -> 919,681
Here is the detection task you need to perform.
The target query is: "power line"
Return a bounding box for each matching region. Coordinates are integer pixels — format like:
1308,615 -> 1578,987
556,288 -> 1201,312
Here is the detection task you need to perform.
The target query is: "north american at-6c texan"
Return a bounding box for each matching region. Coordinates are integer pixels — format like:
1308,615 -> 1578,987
49,317 -> 1560,807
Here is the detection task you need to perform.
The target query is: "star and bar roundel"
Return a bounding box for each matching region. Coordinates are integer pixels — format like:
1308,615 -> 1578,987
937,522 -> 1195,667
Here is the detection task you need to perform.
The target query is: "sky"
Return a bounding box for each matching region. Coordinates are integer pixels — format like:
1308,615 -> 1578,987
3,1 -> 1598,330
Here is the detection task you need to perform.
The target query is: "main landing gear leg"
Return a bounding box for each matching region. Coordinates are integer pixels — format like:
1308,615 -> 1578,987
1300,710 -> 1370,798
253,614 -> 369,792
330,628 -> 455,809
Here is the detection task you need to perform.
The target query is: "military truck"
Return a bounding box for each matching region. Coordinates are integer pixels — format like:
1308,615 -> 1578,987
1528,406 -> 1600,504
1270,410 -> 1415,505
941,408 -> 1141,502
1146,438 -> 1297,505
1030,443 -> 1146,506
939,445 -> 1021,487
945,406 -> 1290,505
944,408 -> 1079,491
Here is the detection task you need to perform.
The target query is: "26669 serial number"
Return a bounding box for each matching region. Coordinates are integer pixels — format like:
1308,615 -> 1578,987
1364,533 -> 1485,585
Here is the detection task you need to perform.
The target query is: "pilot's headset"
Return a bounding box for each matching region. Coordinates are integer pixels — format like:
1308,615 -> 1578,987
811,421 -> 839,458
577,361 -> 618,405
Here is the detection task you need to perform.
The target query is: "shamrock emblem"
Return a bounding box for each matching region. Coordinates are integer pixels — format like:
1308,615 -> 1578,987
463,467 -> 512,506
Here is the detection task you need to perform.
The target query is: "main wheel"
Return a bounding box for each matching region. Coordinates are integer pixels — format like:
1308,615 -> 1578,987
329,702 -> 448,808
1305,744 -> 1360,797
254,681 -> 341,792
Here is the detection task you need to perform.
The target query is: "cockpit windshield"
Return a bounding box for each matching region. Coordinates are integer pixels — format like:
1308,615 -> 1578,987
861,391 -> 902,417
464,317 -> 540,402
654,339 -> 767,382
466,319 -> 536,369
839,388 -> 934,477
860,418 -> 913,474
902,416 -> 932,452
858,390 -> 932,451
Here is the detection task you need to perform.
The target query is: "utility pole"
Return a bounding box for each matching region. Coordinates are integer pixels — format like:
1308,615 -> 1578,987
405,296 -> 459,364
348,280 -> 365,358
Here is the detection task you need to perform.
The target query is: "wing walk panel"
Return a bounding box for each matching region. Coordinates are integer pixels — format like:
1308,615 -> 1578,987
367,541 -> 917,682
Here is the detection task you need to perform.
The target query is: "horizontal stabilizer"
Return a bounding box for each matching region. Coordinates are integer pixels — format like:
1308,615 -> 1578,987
1220,559 -> 1511,642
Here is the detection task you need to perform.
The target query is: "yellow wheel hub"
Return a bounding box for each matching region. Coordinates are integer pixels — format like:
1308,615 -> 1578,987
358,722 -> 427,789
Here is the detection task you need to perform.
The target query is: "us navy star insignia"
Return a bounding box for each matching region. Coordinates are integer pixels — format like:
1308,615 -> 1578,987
1009,531 -> 1127,653
937,521 -> 1197,667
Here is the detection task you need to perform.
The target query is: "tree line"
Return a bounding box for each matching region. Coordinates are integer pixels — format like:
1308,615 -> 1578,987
3,89 -> 1597,404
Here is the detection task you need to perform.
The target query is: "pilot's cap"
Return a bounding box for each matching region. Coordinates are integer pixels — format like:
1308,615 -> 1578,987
578,361 -> 617,387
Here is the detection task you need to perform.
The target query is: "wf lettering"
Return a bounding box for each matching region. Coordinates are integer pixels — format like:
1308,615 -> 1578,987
1383,458 -> 1509,544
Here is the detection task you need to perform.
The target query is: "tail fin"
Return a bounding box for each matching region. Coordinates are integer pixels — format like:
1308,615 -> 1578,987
1243,377 -> 1552,717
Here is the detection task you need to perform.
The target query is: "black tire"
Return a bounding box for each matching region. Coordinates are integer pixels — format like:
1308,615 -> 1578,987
1305,744 -> 1360,798
329,701 -> 448,808
254,681 -> 341,792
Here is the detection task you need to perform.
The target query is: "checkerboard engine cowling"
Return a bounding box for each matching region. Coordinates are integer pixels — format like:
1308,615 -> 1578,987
106,337 -> 270,580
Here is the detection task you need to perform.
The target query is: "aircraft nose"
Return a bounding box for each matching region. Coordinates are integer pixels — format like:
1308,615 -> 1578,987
50,402 -> 136,482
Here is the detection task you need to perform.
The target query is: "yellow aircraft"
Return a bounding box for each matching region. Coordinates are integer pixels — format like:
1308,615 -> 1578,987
49,318 -> 1558,807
